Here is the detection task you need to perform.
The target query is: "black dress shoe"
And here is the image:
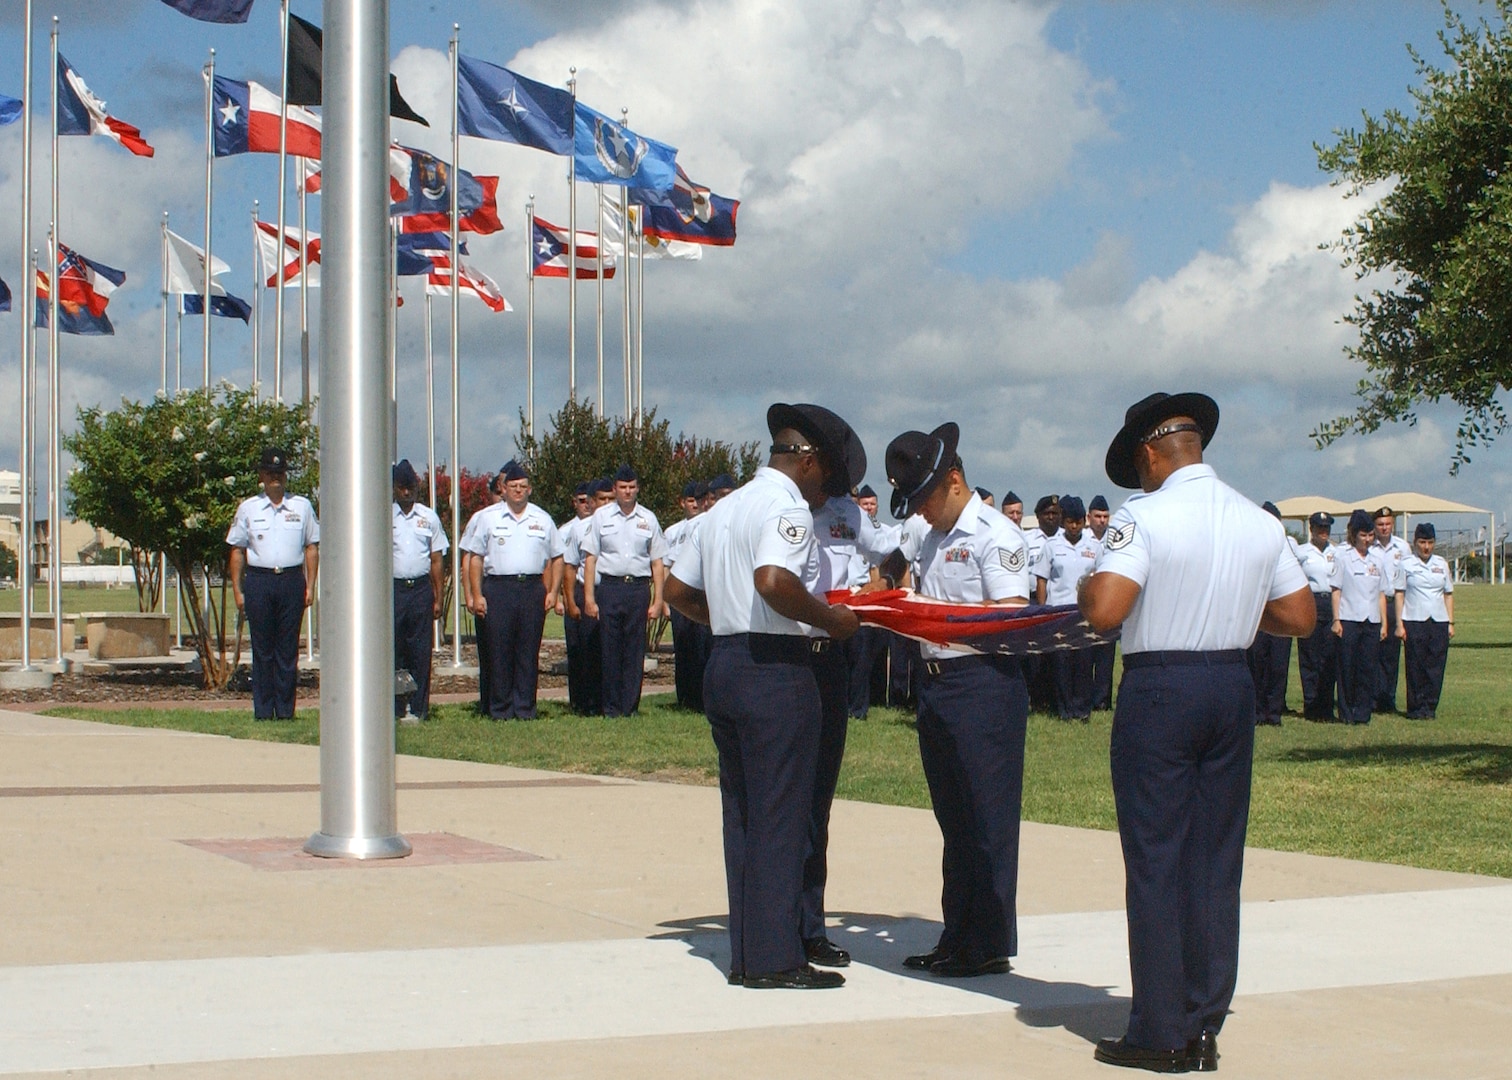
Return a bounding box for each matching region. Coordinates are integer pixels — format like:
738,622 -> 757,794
1186,1031 -> 1218,1071
1093,1037 -> 1189,1073
726,970 -> 742,986
803,936 -> 851,968
741,965 -> 845,990
928,952 -> 1011,978
903,946 -> 950,971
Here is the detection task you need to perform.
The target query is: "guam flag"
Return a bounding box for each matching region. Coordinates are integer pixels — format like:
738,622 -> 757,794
828,589 -> 1118,656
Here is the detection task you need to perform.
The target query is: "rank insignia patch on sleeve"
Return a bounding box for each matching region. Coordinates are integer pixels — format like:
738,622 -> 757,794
1105,523 -> 1136,551
778,516 -> 809,544
1000,547 -> 1026,572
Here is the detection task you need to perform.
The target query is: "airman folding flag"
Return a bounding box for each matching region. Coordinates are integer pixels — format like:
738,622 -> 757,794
456,55 -> 573,154
56,55 -> 154,157
531,218 -> 615,280
213,76 -> 321,158
158,0 -> 254,22
573,102 -> 677,192
35,245 -> 126,336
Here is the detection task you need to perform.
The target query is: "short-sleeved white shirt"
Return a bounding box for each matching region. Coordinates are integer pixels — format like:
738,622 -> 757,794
914,494 -> 1031,659
1295,538 -> 1335,594
1331,544 -> 1389,622
392,501 -> 448,579
897,513 -> 931,577
581,501 -> 668,577
672,466 -> 816,637
461,502 -> 563,576
809,496 -> 899,596
1091,464 -> 1307,653
1397,554 -> 1453,622
1372,533 -> 1412,590
1033,531 -> 1100,606
1025,527 -> 1059,573
226,493 -> 319,568
558,514 -> 597,585
662,515 -> 699,570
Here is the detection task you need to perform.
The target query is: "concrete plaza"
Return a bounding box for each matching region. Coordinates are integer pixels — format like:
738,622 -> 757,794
1,705 -> 1507,1078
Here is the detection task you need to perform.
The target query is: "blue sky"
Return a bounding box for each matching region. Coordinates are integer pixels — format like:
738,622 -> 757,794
2,0 -> 1509,535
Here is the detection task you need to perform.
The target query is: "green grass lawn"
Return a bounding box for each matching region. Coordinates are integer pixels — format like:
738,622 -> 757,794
45,585 -> 1512,878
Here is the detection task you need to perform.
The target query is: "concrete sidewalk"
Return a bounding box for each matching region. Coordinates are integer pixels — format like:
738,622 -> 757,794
0,707 -> 1507,1078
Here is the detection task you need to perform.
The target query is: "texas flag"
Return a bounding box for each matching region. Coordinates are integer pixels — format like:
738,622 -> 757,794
35,244 -> 126,336
423,252 -> 510,313
212,76 -> 321,158
255,221 -> 320,287
531,217 -> 615,280
56,55 -> 154,157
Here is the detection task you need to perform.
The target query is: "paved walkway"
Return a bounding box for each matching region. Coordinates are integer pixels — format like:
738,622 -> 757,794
1,707 -> 1507,1078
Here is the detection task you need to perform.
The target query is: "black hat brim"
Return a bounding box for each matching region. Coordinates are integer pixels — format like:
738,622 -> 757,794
1103,393 -> 1219,489
767,403 -> 867,499
891,422 -> 960,519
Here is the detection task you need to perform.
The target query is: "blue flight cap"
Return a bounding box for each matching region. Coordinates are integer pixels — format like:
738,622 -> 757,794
392,459 -> 419,487
572,481 -> 591,498
1414,522 -> 1436,541
589,477 -> 614,496
682,480 -> 704,499
974,486 -> 992,502
1060,495 -> 1086,519
1348,509 -> 1374,536
1088,494 -> 1109,512
708,473 -> 736,492
1002,490 -> 1021,507
500,460 -> 528,482
614,463 -> 639,484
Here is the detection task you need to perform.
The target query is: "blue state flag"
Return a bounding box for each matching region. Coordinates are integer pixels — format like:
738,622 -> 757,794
158,0 -> 254,23
573,103 -> 677,192
180,292 -> 252,322
456,55 -> 572,155
0,93 -> 22,127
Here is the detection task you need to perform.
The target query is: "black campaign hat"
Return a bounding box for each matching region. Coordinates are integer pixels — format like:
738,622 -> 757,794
1261,500 -> 1281,520
885,422 -> 960,519
1104,391 -> 1219,489
392,459 -> 419,487
767,402 -> 867,498
258,446 -> 290,473
1415,522 -> 1436,541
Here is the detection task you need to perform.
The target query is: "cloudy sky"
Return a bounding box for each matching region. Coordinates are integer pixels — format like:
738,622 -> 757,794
1,0 -> 1508,536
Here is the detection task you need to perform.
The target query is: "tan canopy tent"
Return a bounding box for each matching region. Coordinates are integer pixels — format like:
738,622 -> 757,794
1277,491 -> 1495,581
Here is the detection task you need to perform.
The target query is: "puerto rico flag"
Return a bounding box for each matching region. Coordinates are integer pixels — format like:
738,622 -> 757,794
828,589 -> 1118,656
423,252 -> 509,313
56,55 -> 154,157
35,244 -> 126,336
213,76 -> 321,158
531,217 -> 615,279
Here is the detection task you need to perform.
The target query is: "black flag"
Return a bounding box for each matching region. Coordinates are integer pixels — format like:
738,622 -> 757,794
286,13 -> 430,127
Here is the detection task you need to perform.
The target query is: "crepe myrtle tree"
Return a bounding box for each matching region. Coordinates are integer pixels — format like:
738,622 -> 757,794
1316,0 -> 1512,472
63,384 -> 318,689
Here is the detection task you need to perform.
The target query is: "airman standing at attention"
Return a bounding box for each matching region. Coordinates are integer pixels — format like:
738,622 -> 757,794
1371,507 -> 1412,713
391,459 -> 448,721
1033,495 -> 1100,721
1294,512 -> 1339,721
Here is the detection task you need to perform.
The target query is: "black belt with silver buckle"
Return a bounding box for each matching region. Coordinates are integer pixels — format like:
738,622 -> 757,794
485,573 -> 537,582
923,655 -> 978,676
1122,649 -> 1246,669
602,575 -> 651,584
809,638 -> 832,654
246,564 -> 303,576
394,575 -> 429,587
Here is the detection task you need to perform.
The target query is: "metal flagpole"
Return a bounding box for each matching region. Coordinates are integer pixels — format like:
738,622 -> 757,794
202,49 -> 215,387
388,219 -> 398,462
274,0 -> 291,400
48,18 -> 62,666
425,290 -> 438,649
567,67 -> 577,402
160,213 -> 170,393
16,0 -> 37,678
299,164 -> 310,405
595,184 -> 604,416
621,184 -> 631,418
447,26 -> 462,669
175,307 -> 183,391
636,206 -> 645,424
525,196 -> 535,434
304,0 -> 408,861
251,201 -> 261,394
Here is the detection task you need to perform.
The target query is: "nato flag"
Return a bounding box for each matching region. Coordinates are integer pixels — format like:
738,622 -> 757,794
456,55 -> 572,155
158,0 -> 254,22
573,103 -> 678,192
0,93 -> 21,127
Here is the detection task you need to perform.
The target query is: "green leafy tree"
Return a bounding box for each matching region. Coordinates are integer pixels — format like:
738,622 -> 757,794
0,541 -> 17,583
1316,1 -> 1512,471
64,385 -> 318,688
514,399 -> 761,522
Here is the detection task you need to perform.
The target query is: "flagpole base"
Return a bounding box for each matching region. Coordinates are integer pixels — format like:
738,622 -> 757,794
303,831 -> 411,860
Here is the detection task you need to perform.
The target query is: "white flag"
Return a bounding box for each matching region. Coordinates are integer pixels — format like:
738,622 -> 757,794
255,220 -> 320,287
165,229 -> 231,295
601,194 -> 702,261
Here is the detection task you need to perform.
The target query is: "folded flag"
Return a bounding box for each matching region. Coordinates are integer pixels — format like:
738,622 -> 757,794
254,221 -> 320,287
285,13 -> 428,126
35,244 -> 126,336
573,102 -> 677,192
213,76 -> 321,158
531,217 -> 615,279
0,275 -> 11,313
424,253 -> 510,312
56,55 -> 154,157
0,93 -> 22,127
180,292 -> 252,322
826,589 -> 1119,656
157,0 -> 254,22
390,146 -> 502,234
456,55 -> 573,155
632,165 -> 738,246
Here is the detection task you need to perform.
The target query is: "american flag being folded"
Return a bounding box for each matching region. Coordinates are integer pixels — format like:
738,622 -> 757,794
826,589 -> 1118,656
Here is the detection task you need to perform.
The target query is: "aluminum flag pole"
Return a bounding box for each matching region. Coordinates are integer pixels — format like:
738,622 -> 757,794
595,184 -> 605,416
388,219 -> 398,462
567,67 -> 577,402
273,0 -> 291,400
202,49 -> 215,387
175,307 -> 183,391
447,25 -> 462,669
299,165 -> 310,405
621,178 -> 631,418
16,0 -> 37,675
636,209 -> 645,424
305,0 -> 409,861
424,289 -> 438,650
525,195 -> 535,434
48,19 -> 62,665
251,201 -> 261,394
160,213 -> 169,394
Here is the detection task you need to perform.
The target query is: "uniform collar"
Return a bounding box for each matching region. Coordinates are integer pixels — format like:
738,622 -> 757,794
393,501 -> 422,518
502,502 -> 532,521
756,465 -> 802,503
607,501 -> 640,519
1157,462 -> 1215,492
945,492 -> 983,538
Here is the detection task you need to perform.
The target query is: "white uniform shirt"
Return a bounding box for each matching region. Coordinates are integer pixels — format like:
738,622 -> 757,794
662,515 -> 700,571
1372,534 -> 1412,596
1033,531 -> 1101,606
1295,538 -> 1335,594
226,493 -> 319,568
1331,544 -> 1390,622
809,496 -> 898,595
460,502 -> 563,576
581,501 -> 668,578
1396,554 -> 1453,622
913,493 -> 1031,660
897,513 -> 932,578
1092,464 -> 1307,653
558,515 -> 596,585
392,501 -> 448,579
672,466 -> 816,637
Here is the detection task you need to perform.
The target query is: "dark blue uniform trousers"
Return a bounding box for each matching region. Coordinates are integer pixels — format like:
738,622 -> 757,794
1051,648 -> 1095,720
846,625 -> 888,719
1336,621 -> 1380,724
1298,593 -> 1337,719
597,578 -> 650,716
565,582 -> 602,715
1111,651 -> 1254,1053
1377,599 -> 1402,712
243,567 -> 304,719
887,632 -> 918,707
474,609 -> 489,712
1403,620 -> 1450,719
802,641 -> 850,942
916,654 -> 1028,962
481,576 -> 547,719
1090,640 -> 1117,711
669,607 -> 709,711
1246,630 -> 1291,724
393,576 -> 435,719
705,633 -> 821,977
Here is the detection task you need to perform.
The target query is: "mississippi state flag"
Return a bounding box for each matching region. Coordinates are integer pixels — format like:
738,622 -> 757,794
828,589 -> 1118,656
56,55 -> 154,157
213,76 -> 321,158
531,217 -> 615,279
35,244 -> 126,336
